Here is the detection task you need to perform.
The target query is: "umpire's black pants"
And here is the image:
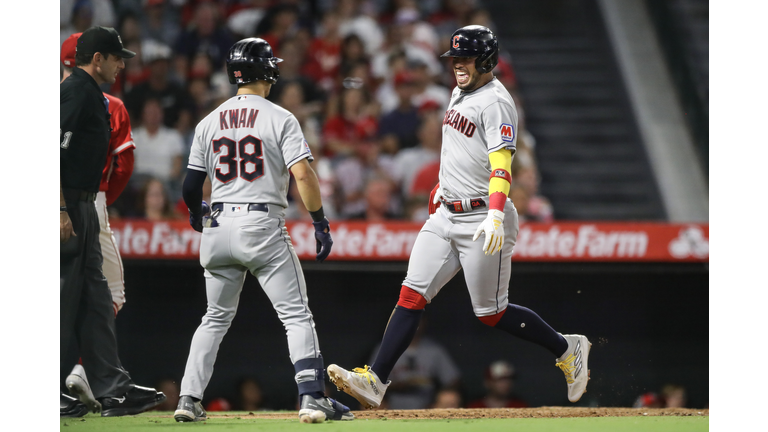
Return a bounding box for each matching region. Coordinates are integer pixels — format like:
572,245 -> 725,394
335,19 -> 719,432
60,197 -> 132,398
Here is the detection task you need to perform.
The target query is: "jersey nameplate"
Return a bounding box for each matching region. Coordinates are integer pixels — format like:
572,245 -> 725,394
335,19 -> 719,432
443,109 -> 476,137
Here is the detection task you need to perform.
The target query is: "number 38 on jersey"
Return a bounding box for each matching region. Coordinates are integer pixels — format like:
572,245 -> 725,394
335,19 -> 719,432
212,135 -> 264,183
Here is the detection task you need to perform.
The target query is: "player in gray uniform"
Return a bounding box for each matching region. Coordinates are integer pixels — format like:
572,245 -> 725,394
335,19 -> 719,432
174,38 -> 352,423
328,26 -> 591,408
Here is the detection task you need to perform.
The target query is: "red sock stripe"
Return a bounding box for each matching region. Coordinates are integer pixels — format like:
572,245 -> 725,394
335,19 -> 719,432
397,285 -> 427,310
478,309 -> 507,326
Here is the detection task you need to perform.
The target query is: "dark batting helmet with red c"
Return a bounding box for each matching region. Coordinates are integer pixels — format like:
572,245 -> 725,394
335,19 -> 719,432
226,38 -> 283,85
441,25 -> 499,74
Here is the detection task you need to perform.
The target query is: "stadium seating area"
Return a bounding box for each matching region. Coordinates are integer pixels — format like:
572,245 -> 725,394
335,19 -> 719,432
60,0 -> 554,223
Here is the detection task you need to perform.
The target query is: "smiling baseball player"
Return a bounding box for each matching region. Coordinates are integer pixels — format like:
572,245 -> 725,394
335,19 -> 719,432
328,26 -> 591,408
174,38 -> 352,423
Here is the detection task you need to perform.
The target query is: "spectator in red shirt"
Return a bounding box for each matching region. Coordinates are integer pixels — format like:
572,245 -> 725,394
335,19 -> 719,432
322,86 -> 378,158
304,10 -> 343,94
467,360 -> 529,409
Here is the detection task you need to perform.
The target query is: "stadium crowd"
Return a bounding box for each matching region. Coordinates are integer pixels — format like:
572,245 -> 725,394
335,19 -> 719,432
61,0 -> 554,224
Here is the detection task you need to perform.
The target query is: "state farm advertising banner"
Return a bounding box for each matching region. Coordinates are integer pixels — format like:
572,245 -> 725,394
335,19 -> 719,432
109,220 -> 708,262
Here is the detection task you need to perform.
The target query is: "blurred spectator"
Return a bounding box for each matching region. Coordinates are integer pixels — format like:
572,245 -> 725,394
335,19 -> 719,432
136,177 -> 178,220
118,12 -> 142,45
407,159 -> 440,216
335,141 -> 397,217
339,33 -> 370,76
60,0 -> 95,46
153,378 -> 181,411
512,165 -> 554,223
205,397 -> 232,412
61,0 -> 117,44
236,377 -> 271,411
374,50 -> 409,114
432,388 -> 463,409
255,3 -> 300,55
393,112 -> 442,220
633,392 -> 663,408
337,0 -> 385,58
173,1 -> 236,82
661,384 -> 687,408
393,5 -> 439,55
634,384 -> 687,408
410,58 -> 451,113
467,360 -> 529,408
322,86 -> 378,158
370,317 -> 460,409
124,39 -> 195,133
378,71 -> 421,152
276,81 -> 323,159
227,0 -> 269,40
132,98 -> 186,190
267,37 -> 323,105
347,176 -> 398,221
139,0 -> 182,45
304,10 -> 344,94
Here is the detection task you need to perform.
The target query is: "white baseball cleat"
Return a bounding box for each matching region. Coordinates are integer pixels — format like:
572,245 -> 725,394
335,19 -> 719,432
66,364 -> 102,413
327,364 -> 389,409
555,334 -> 591,403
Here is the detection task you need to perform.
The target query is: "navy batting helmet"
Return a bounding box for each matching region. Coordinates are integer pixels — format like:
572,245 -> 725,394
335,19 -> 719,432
440,25 -> 498,74
226,38 -> 283,85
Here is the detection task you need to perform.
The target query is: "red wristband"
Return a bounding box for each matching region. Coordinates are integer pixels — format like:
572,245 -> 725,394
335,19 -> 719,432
489,168 -> 512,183
489,192 -> 507,211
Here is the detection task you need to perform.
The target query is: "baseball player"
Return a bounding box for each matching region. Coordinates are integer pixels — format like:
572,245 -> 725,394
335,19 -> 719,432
327,26 -> 591,408
60,32 -> 136,415
174,38 -> 353,423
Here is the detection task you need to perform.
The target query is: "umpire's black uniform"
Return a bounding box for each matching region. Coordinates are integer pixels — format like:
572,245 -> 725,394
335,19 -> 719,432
60,66 -> 132,398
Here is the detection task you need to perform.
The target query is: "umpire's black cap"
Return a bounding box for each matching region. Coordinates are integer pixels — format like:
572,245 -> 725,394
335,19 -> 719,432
77,26 -> 136,59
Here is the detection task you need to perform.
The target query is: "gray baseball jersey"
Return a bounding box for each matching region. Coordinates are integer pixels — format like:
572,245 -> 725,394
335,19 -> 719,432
404,77 -> 521,317
439,77 -> 518,200
179,94 -> 323,400
187,94 -> 313,206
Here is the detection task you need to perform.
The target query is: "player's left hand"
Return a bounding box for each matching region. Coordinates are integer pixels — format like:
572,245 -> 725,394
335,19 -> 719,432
189,200 -> 211,233
313,217 -> 333,262
473,209 -> 505,255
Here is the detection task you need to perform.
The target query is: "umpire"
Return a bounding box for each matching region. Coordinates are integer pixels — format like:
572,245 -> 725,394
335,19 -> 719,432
60,26 -> 165,417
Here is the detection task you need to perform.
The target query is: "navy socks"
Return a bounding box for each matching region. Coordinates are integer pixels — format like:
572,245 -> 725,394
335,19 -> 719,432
371,306 -> 424,382
495,304 -> 568,357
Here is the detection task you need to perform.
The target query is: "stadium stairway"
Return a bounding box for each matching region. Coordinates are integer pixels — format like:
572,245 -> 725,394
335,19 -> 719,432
484,0 -> 667,220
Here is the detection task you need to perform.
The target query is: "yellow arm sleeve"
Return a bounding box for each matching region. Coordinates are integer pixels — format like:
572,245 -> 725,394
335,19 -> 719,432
488,148 -> 513,196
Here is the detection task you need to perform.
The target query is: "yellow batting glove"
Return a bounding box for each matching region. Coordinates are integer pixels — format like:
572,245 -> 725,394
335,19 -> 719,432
472,209 -> 505,255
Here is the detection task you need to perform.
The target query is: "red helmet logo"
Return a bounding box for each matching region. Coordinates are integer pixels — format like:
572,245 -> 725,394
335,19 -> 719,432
452,35 -> 460,48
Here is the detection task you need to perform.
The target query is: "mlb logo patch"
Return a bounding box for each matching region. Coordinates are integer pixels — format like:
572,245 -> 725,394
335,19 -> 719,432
500,123 -> 515,142
231,206 -> 242,212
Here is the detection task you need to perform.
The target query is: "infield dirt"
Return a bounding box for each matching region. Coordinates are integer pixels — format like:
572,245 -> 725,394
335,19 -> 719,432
204,407 -> 708,420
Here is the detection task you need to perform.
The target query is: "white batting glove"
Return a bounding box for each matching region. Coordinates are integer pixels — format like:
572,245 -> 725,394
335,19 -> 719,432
473,210 -> 505,255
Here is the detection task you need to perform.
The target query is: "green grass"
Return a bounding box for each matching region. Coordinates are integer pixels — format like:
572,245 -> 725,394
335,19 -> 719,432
60,412 -> 709,432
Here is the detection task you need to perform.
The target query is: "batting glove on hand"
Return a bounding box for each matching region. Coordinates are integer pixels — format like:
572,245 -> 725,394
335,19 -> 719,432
189,200 -> 211,233
313,217 -> 333,262
428,182 -> 442,215
472,209 -> 505,255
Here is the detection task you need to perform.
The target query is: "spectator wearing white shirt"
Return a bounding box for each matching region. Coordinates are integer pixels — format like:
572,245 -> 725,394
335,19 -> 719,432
132,98 -> 185,191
